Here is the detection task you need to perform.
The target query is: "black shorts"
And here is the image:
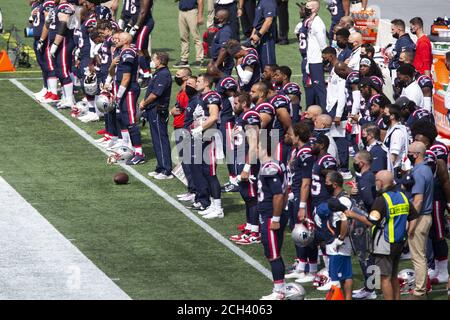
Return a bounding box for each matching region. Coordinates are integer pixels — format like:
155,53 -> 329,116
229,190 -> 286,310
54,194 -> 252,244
374,242 -> 404,277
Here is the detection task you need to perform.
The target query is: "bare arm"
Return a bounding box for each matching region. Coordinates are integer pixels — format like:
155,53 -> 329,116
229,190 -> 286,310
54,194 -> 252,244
135,0 -> 150,28
197,0 -> 204,24
276,108 -> 293,136
259,113 -> 273,129
120,72 -> 131,90
53,12 -> 69,46
245,124 -> 259,165
412,193 -> 424,215
202,104 -> 220,130
342,0 -> 350,15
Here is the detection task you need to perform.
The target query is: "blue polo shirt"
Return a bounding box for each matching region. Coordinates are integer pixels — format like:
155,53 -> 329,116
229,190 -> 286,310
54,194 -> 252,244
366,142 -> 387,174
389,33 -> 415,70
145,66 -> 172,110
253,0 -> 277,39
179,0 -> 197,11
211,23 -> 232,60
338,47 -> 352,62
410,161 -> 434,215
355,170 -> 376,212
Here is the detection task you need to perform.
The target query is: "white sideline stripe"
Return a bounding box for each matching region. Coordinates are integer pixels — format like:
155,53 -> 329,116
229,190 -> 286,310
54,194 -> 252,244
0,77 -> 42,81
10,79 -> 273,282
0,176 -> 130,300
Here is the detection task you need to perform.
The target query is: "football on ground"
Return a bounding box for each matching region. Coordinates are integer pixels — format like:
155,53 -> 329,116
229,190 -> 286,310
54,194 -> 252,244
114,172 -> 129,185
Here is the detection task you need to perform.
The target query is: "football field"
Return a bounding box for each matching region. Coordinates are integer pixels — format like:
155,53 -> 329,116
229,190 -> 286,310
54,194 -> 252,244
0,1 -> 449,300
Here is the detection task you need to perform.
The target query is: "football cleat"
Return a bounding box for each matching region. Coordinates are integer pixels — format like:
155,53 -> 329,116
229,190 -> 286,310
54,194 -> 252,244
97,129 -> 107,135
154,173 -> 174,180
352,288 -> 377,300
99,138 -> 117,149
33,88 -> 47,100
56,99 -> 75,110
229,230 -> 251,242
294,273 -> 315,283
235,232 -> 261,245
79,111 -> 100,123
198,205 -> 216,216
187,202 -> 204,210
178,193 -> 195,202
40,92 -> 60,103
237,223 -> 246,231
126,154 -> 146,165
202,208 -> 224,219
177,193 -> 191,198
148,171 -> 161,177
260,291 -> 285,300
96,136 -> 111,144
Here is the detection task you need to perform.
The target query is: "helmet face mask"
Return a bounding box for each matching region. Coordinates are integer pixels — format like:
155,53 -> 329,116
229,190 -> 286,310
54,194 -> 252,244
83,74 -> 98,96
285,283 -> 306,300
313,268 -> 330,288
398,269 -> 415,293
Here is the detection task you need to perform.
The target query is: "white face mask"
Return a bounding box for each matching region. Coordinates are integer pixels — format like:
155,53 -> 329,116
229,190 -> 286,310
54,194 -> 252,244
331,40 -> 338,49
150,61 -> 156,69
228,97 -> 235,115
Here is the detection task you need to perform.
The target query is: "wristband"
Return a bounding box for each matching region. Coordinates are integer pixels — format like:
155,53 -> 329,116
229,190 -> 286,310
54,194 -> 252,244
299,202 -> 307,209
271,216 -> 280,223
243,163 -> 251,173
117,85 -> 126,99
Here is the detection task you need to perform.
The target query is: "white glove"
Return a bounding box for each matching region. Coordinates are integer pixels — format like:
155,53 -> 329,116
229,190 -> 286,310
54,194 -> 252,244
37,39 -> 45,52
50,43 -> 58,58
330,238 -> 344,252
129,25 -> 139,37
314,214 -> 322,228
191,126 -> 203,139
74,48 -> 80,61
236,174 -> 256,182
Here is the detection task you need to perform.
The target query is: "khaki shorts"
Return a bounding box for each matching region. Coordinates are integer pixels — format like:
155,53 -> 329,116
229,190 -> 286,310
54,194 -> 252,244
374,242 -> 404,277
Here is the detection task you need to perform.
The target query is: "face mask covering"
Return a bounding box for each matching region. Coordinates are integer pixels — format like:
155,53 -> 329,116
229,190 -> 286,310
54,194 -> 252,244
408,154 -> 416,165
175,77 -> 184,86
353,162 -> 362,173
361,136 -> 368,147
410,28 -> 417,35
392,33 -> 400,39
337,41 -> 347,49
325,184 -> 334,195
150,61 -> 156,69
304,8 -> 312,17
360,54 -> 369,60
382,115 -> 390,126
185,85 -> 197,97
331,40 -> 339,49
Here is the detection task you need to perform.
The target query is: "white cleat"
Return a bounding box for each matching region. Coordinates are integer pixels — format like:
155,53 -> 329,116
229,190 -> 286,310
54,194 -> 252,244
198,205 -> 216,216
285,271 -> 305,280
96,136 -> 110,144
260,291 -> 285,300
154,173 -> 174,180
352,288 -> 377,300
56,99 -> 74,110
79,112 -> 100,123
148,171 -> 161,177
202,208 -> 224,219
178,193 -> 195,202
33,88 -> 47,100
100,138 -> 117,149
295,273 -> 315,283
107,141 -> 126,152
316,281 -> 333,291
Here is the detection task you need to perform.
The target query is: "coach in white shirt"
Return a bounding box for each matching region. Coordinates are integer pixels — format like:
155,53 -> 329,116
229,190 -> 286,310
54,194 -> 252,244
304,0 -> 328,111
346,32 -> 363,71
324,46 -> 351,178
383,104 -> 410,173
397,63 -> 425,110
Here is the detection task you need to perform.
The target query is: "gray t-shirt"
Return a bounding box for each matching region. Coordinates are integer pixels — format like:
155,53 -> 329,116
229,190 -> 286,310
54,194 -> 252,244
410,162 -> 434,215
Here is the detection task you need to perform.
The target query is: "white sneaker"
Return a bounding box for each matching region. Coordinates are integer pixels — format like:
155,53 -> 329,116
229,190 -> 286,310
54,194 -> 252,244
154,173 -> 174,180
431,273 -> 449,284
352,288 -> 377,300
79,112 -> 100,123
179,193 -> 195,202
148,171 -> 161,177
285,271 -> 305,280
295,273 -> 315,283
198,205 -> 216,216
260,291 -> 285,300
177,193 -> 192,199
316,281 -> 333,291
100,138 -> 117,149
202,208 -> 224,219
428,268 -> 439,279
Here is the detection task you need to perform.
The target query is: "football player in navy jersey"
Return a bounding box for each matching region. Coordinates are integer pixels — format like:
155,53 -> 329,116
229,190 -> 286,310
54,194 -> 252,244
119,0 -> 140,31
272,66 -> 302,124
225,39 -> 261,93
31,0 -> 55,101
128,0 -> 155,87
334,62 -> 362,120
269,86 -> 293,166
41,0 -> 78,107
229,92 -> 262,245
109,32 -> 143,164
327,0 -> 349,42
284,122 -> 319,282
361,124 -> 388,174
258,149 -> 290,300
190,74 -> 225,219
214,76 -> 239,193
411,120 -> 450,285
358,94 -> 390,135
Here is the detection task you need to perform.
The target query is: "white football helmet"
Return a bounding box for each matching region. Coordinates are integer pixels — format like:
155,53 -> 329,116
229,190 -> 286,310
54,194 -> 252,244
107,146 -> 134,164
313,268 -> 330,288
292,218 -> 315,247
95,91 -> 114,113
83,73 -> 98,96
70,101 -> 89,118
398,269 -> 415,293
285,283 -> 306,300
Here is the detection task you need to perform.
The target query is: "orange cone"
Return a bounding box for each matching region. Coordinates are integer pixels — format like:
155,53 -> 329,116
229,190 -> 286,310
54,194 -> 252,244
325,285 -> 345,300
0,50 -> 16,72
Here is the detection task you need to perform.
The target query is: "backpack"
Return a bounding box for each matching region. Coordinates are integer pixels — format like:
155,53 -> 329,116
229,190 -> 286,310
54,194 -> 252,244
202,27 -> 218,59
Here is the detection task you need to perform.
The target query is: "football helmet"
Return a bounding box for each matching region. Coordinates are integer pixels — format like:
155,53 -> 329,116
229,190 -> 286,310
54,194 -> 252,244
285,283 -> 306,300
292,218 -> 315,247
95,91 -> 115,113
398,269 -> 415,293
313,268 -> 330,288
107,146 -> 134,164
83,73 -> 98,96
70,101 -> 89,118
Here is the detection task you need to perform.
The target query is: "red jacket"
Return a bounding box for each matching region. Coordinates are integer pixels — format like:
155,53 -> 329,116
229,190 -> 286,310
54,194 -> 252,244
413,35 -> 432,75
173,90 -> 189,129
